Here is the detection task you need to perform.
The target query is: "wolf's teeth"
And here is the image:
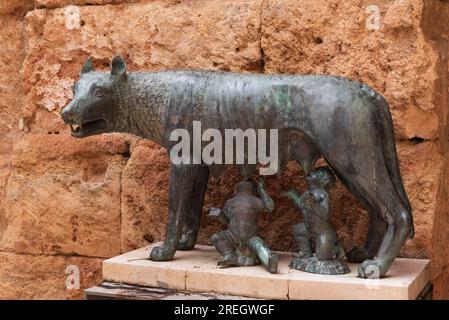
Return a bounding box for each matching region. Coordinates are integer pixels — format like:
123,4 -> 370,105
70,124 -> 81,132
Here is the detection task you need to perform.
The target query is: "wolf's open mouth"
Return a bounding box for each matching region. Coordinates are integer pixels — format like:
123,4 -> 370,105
70,119 -> 108,137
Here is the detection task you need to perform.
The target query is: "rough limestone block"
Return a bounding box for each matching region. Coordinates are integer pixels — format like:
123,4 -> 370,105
0,134 -> 128,258
0,252 -> 102,300
0,0 -> 34,15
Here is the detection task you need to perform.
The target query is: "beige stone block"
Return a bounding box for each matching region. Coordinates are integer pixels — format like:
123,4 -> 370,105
186,252 -> 291,299
103,244 -> 430,299
103,243 -> 218,291
288,258 -> 430,300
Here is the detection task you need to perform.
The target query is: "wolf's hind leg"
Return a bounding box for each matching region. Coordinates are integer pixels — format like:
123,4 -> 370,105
347,209 -> 387,262
358,202 -> 411,278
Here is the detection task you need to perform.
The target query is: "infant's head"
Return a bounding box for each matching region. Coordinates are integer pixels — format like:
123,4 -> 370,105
306,167 -> 336,191
235,180 -> 257,195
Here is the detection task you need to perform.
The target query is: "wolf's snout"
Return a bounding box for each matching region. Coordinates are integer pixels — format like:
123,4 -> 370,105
61,101 -> 77,124
60,108 -> 72,123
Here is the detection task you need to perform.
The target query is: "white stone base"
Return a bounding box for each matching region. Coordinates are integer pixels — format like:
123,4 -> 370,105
102,243 -> 430,300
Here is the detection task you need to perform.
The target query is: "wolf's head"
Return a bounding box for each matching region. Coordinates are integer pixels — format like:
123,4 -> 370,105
61,56 -> 127,138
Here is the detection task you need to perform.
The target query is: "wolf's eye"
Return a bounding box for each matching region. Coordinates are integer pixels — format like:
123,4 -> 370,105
95,88 -> 104,97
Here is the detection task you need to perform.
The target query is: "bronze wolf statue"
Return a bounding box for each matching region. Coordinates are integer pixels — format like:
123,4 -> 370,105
61,56 -> 414,278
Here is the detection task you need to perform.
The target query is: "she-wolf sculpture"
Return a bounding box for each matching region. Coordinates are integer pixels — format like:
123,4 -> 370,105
61,56 -> 414,278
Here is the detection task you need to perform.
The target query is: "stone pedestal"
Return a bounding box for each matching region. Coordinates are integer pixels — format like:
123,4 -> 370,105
95,243 -> 431,300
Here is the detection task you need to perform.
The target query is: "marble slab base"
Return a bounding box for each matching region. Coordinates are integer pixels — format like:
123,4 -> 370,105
102,243 -> 430,300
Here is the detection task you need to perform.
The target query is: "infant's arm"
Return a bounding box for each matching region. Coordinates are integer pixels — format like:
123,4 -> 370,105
307,191 -> 331,221
207,206 -> 230,225
283,189 -> 307,212
257,179 -> 274,212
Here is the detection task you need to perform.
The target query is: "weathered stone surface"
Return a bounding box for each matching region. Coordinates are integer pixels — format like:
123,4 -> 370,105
396,142 -> 443,259
0,134 -> 128,258
0,14 -> 27,251
261,0 -> 439,141
0,252 -> 102,299
0,15 -> 24,145
432,159 -> 449,300
120,139 -> 169,252
35,0 -> 145,10
0,0 -> 34,15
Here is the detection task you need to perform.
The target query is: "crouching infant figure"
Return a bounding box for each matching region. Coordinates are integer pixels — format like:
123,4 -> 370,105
283,166 -> 350,275
208,179 -> 279,273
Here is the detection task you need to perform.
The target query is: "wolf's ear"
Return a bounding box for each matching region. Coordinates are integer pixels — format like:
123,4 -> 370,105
111,56 -> 127,80
80,57 -> 95,76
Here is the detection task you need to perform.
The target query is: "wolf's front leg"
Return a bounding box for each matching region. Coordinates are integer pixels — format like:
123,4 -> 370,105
150,164 -> 206,261
177,165 -> 209,250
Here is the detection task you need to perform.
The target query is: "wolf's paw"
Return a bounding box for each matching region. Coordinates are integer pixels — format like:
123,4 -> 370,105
358,259 -> 387,279
150,243 -> 175,261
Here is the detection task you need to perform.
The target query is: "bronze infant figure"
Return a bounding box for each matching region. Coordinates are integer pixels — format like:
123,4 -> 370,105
208,179 -> 279,273
283,167 -> 350,275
